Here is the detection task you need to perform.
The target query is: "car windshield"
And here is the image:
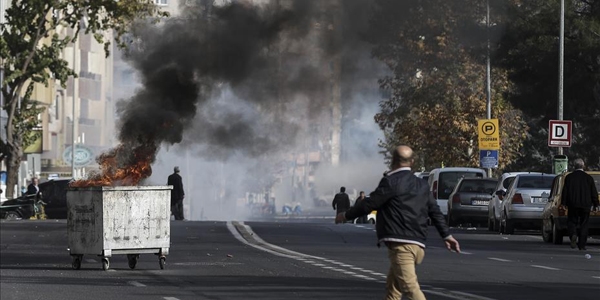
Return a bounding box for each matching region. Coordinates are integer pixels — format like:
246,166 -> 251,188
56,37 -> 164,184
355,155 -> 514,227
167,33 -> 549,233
458,180 -> 497,194
517,176 -> 555,189
592,174 -> 600,191
438,171 -> 484,200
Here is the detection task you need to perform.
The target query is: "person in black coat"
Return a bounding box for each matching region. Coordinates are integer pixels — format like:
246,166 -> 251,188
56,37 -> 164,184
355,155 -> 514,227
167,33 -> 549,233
167,166 -> 185,221
332,186 -> 350,217
336,145 -> 460,299
26,177 -> 40,198
354,191 -> 367,224
561,158 -> 599,250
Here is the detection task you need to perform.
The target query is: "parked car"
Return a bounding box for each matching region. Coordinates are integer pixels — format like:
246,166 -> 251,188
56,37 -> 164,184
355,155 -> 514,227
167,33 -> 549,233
0,194 -> 37,220
415,172 -> 429,182
488,172 -> 543,231
428,167 -> 487,216
38,179 -> 71,219
498,173 -> 556,234
447,178 -> 498,227
541,171 -> 600,244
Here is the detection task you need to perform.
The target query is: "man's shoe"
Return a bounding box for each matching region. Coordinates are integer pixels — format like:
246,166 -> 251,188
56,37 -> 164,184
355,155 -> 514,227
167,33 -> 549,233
579,247 -> 587,251
570,236 -> 577,249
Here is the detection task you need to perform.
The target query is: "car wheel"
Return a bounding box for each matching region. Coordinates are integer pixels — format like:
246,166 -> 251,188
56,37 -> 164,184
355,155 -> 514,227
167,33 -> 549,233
542,220 -> 553,243
494,216 -> 500,232
4,211 -> 21,220
503,212 -> 514,234
552,221 -> 563,245
447,214 -> 457,227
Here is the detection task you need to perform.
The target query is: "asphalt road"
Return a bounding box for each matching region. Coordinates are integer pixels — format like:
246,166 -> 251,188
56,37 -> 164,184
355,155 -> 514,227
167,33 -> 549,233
1,218 -> 599,300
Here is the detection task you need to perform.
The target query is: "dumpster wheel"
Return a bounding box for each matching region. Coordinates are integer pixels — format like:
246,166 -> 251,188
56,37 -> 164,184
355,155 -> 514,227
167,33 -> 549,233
71,255 -> 82,270
159,256 -> 166,269
127,254 -> 139,269
102,258 -> 110,271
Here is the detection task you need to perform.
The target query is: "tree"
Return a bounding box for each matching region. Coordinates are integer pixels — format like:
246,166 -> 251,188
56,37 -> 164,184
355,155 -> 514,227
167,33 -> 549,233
496,0 -> 600,170
0,0 -> 167,198
368,0 -> 528,171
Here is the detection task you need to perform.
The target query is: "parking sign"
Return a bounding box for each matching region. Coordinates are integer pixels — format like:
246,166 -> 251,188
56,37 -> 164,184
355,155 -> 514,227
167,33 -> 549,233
548,120 -> 572,147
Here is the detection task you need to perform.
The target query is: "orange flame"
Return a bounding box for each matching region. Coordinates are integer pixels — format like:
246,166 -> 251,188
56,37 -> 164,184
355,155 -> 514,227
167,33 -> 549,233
70,144 -> 156,187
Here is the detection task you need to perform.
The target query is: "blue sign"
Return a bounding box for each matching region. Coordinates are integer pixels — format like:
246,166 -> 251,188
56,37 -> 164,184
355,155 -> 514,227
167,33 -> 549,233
480,150 -> 498,169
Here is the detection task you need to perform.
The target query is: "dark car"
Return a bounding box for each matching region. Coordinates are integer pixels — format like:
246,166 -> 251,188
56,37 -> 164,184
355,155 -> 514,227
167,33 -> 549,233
0,195 -> 37,220
39,179 -> 72,219
447,178 -> 499,227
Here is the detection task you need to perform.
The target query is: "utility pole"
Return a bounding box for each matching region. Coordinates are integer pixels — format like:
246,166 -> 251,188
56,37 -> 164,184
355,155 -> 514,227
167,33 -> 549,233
557,0 -> 565,156
485,0 -> 492,178
71,34 -> 77,180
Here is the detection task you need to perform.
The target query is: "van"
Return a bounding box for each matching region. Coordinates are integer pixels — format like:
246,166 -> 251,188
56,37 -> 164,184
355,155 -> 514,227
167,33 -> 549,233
428,167 -> 487,216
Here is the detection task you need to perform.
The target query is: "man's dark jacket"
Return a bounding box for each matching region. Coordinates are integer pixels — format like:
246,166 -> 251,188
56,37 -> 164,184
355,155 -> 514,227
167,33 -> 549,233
561,170 -> 599,209
332,192 -> 350,214
167,173 -> 185,205
26,184 -> 39,196
345,170 -> 450,245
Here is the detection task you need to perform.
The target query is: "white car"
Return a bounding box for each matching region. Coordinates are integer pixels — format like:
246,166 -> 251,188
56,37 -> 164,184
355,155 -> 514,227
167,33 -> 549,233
499,173 -> 556,234
428,167 -> 487,216
487,172 -> 542,232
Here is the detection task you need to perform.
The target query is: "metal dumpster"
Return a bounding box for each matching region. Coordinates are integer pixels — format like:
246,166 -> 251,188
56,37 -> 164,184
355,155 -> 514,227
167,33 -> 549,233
67,186 -> 172,270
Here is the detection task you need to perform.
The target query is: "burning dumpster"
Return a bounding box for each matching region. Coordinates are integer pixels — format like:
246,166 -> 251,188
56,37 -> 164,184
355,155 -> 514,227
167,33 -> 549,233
67,186 -> 172,271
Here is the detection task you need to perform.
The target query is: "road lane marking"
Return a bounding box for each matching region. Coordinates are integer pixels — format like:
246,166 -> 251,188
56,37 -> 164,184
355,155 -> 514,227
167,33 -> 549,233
592,276 -> 600,279
447,291 -> 497,300
424,290 -> 471,300
226,222 -> 297,259
228,221 -> 497,300
128,281 -> 146,287
488,257 -> 512,262
85,259 -> 97,263
163,298 -> 180,300
531,265 -> 560,271
460,251 -> 473,255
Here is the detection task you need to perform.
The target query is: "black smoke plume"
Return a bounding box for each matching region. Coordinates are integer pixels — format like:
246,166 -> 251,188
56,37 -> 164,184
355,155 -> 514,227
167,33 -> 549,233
83,0 -> 385,186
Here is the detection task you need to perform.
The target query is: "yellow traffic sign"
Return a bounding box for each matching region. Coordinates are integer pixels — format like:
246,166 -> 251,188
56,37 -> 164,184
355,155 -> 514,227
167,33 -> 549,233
478,119 -> 500,150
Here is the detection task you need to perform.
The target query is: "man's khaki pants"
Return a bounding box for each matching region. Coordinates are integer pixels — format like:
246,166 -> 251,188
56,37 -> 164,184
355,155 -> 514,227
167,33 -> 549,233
385,243 -> 426,300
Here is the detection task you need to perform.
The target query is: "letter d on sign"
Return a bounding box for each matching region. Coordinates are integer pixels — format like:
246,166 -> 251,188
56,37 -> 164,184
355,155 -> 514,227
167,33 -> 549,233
554,125 -> 565,138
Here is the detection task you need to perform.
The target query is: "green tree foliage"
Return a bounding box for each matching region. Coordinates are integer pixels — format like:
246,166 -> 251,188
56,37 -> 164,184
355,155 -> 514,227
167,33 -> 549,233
496,0 -> 600,170
0,0 -> 167,197
368,0 -> 528,171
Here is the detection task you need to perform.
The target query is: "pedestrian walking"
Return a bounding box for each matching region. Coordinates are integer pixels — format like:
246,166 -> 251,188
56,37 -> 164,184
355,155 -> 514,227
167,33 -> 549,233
167,166 -> 185,221
336,145 -> 460,300
354,191 -> 367,224
332,186 -> 350,221
561,158 -> 599,250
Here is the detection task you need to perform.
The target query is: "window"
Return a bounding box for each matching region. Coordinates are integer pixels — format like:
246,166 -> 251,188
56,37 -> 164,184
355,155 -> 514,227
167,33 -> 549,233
155,0 -> 168,5
517,176 -> 555,189
438,172 -> 484,200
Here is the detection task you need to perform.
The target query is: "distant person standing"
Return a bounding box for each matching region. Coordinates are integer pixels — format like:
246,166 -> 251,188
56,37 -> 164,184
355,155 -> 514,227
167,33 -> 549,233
561,158 -> 599,250
332,187 -> 350,221
354,191 -> 367,224
26,177 -> 40,197
168,166 -> 185,221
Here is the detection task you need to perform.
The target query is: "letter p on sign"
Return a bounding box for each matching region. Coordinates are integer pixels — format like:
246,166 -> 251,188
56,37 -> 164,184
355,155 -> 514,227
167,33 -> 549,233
548,120 -> 572,147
